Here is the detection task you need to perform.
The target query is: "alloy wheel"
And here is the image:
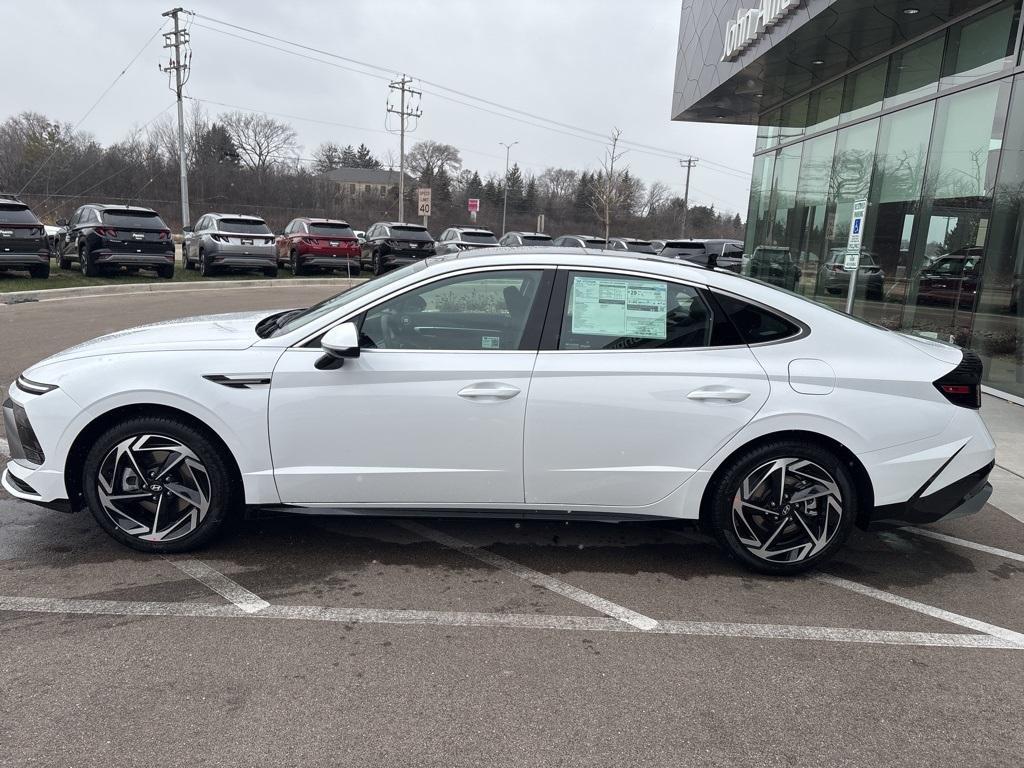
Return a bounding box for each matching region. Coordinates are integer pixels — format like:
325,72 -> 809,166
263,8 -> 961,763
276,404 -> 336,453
95,434 -> 211,543
731,458 -> 843,564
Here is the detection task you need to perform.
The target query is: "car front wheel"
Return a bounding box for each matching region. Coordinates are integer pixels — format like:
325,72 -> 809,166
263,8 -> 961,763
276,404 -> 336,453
707,440 -> 857,575
81,417 -> 236,553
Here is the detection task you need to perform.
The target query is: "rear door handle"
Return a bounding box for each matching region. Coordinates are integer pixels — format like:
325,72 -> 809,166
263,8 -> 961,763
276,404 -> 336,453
687,388 -> 751,403
458,383 -> 521,401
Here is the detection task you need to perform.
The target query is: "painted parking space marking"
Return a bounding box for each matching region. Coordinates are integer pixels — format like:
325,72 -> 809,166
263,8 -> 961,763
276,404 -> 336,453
0,594 -> 1019,649
167,558 -> 270,614
815,574 -> 1024,648
396,521 -> 660,631
905,528 -> 1024,564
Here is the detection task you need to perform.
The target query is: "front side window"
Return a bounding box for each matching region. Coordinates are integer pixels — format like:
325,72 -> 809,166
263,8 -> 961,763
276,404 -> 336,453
557,272 -> 713,351
361,270 -> 544,351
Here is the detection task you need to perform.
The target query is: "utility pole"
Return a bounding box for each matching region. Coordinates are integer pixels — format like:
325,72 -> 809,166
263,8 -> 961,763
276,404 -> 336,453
679,158 -> 697,239
161,7 -> 191,229
387,75 -> 421,222
499,140 -> 518,236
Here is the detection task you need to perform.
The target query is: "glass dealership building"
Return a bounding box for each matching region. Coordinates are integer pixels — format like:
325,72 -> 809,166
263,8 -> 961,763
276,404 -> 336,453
673,0 -> 1024,398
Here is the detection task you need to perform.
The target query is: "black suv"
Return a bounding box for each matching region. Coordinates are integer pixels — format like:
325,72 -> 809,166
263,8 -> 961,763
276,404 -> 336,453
360,222 -> 435,276
56,204 -> 174,278
0,196 -> 50,278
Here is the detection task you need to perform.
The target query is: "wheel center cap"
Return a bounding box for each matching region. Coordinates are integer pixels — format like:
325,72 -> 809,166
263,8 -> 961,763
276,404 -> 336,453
148,483 -> 163,493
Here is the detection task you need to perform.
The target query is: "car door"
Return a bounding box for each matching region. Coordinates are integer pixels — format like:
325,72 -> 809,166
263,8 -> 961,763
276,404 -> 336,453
276,220 -> 293,261
524,268 -> 771,508
184,216 -> 202,262
60,209 -> 81,258
268,267 -> 554,505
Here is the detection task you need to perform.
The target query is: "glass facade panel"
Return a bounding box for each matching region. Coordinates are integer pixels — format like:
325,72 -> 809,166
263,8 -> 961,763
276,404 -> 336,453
971,75 -> 1024,396
755,108 -> 781,152
766,143 -> 804,251
941,1 -> 1019,89
778,94 -> 808,143
884,34 -> 943,109
840,60 -> 886,124
806,78 -> 844,134
745,153 -> 776,250
794,132 -> 838,288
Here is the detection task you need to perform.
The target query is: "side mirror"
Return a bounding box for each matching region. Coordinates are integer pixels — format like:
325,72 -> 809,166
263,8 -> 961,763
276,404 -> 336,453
55,218 -> 68,227
316,322 -> 360,370
183,225 -> 193,233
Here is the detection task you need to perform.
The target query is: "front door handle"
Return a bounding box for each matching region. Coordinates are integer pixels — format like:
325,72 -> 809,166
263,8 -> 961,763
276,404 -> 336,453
458,382 -> 521,401
687,388 -> 751,403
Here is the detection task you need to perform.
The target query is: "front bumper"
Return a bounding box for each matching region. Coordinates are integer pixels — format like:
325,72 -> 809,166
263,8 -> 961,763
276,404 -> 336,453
868,460 -> 994,528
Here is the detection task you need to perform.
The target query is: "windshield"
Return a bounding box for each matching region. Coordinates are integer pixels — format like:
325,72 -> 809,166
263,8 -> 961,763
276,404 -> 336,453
521,235 -> 552,245
461,232 -> 498,244
218,218 -> 271,235
272,261 -> 428,336
101,210 -> 167,229
308,223 -> 356,237
0,205 -> 40,225
390,226 -> 432,241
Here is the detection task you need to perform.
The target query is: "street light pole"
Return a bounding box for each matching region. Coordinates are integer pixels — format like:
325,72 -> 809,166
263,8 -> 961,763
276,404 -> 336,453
500,140 -> 518,236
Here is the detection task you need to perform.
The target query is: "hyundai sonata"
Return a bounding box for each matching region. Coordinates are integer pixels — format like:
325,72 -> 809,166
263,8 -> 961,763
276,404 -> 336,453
1,250 -> 994,574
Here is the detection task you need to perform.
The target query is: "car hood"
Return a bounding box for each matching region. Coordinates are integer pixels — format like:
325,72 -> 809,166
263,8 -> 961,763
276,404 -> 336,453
33,311 -> 268,366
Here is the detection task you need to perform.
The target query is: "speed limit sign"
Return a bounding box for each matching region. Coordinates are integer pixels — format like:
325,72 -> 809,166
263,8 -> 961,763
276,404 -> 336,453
417,188 -> 432,217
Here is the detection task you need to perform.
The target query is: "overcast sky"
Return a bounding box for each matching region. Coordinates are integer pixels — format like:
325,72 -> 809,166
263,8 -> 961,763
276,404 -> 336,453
7,0 -> 756,214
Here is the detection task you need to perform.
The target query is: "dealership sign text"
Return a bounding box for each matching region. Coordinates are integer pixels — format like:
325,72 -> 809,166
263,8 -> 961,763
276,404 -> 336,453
722,0 -> 801,62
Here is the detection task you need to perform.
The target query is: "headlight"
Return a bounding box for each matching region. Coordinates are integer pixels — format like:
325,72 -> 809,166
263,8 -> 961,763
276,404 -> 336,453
15,375 -> 58,396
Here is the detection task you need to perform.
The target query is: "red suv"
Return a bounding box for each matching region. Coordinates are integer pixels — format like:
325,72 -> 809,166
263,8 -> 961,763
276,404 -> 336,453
275,217 -> 361,276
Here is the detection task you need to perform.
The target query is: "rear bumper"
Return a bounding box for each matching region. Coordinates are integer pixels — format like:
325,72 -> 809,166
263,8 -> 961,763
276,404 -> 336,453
94,249 -> 174,266
0,252 -> 49,268
867,460 -> 994,528
383,252 -> 433,268
300,254 -> 360,271
208,243 -> 276,268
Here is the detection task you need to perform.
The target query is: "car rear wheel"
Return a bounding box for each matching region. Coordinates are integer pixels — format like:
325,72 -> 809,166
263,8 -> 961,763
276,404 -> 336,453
199,250 -> 214,277
263,266 -> 278,278
372,251 -> 383,276
81,418 -> 236,553
29,263 -> 50,279
58,251 -> 72,269
707,440 -> 857,575
290,250 -> 305,276
80,244 -> 98,277
157,264 -> 174,279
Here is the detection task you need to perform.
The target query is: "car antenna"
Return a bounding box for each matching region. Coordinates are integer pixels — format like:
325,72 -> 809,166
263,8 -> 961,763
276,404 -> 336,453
125,177 -> 155,209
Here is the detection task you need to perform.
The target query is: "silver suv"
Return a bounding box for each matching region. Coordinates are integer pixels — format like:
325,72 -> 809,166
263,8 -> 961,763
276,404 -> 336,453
183,213 -> 277,277
434,226 -> 499,255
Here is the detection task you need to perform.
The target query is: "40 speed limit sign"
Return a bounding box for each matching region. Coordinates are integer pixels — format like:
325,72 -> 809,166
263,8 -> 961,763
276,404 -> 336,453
417,188 -> 432,217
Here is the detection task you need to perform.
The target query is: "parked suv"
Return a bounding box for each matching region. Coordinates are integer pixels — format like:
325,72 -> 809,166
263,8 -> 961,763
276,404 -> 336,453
56,204 -> 173,278
0,196 -> 50,278
657,239 -> 744,273
183,213 -> 277,277
551,234 -> 608,249
275,217 -> 360,276
497,231 -> 552,247
434,226 -> 499,255
360,222 -> 435,275
608,237 -> 657,254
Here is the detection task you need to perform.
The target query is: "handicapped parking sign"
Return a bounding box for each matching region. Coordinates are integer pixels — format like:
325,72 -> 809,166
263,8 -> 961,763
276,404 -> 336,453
844,199 -> 868,271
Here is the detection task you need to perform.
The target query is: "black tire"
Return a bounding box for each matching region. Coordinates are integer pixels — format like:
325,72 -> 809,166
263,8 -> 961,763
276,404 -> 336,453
706,439 -> 858,575
80,244 -> 98,277
157,264 -> 174,279
183,250 -> 194,270
29,263 -> 50,279
58,252 -> 72,270
290,250 -> 305,276
372,251 -> 383,276
199,250 -> 214,277
263,266 -> 278,278
81,416 -> 237,553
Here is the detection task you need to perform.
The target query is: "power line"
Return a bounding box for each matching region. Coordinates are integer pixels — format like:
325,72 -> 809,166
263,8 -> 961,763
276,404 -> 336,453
17,20 -> 169,195
187,12 -> 754,181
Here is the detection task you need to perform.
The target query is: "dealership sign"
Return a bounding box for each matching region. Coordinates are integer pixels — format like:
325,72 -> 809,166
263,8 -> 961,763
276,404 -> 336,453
722,0 -> 801,62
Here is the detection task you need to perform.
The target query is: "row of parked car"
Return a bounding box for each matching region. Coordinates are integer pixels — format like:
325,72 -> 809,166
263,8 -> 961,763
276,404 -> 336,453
0,193 -> 744,281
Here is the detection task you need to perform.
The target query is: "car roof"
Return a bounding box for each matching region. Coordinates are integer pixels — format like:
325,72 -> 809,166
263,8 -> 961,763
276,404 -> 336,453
375,221 -> 427,228
302,217 -> 351,226
506,231 -> 550,237
609,237 -> 652,243
93,204 -> 158,213
209,212 -> 265,220
452,226 -> 494,234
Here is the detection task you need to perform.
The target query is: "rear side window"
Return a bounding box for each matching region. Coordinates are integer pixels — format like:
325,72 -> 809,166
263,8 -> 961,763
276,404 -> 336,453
0,205 -> 40,225
557,272 -> 713,350
713,293 -> 802,344
101,210 -> 167,229
218,218 -> 271,235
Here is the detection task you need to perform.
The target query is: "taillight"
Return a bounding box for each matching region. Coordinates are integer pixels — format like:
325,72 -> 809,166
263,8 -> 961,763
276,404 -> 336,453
211,234 -> 227,243
933,350 -> 983,409
302,237 -> 317,246
831,264 -> 845,272
95,227 -> 117,238
159,229 -> 170,240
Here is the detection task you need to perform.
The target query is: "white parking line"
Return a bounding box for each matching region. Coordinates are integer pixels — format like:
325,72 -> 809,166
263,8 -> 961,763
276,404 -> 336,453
905,528 -> 1024,564
396,521 -> 659,631
0,595 -> 1019,649
815,574 -> 1024,648
167,558 -> 270,614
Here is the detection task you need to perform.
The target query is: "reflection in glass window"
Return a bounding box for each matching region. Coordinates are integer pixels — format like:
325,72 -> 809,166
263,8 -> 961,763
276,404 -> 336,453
794,132 -> 839,297
826,119 -> 880,262
778,95 -> 808,143
756,109 -> 781,152
841,60 -> 886,124
768,144 -> 804,253
970,75 -> 1024,397
941,1 -> 1019,89
806,79 -> 844,134
884,34 -> 943,109
745,153 -> 776,251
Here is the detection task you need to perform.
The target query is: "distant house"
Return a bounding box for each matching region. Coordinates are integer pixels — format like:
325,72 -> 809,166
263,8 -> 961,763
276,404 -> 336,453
321,168 -> 414,198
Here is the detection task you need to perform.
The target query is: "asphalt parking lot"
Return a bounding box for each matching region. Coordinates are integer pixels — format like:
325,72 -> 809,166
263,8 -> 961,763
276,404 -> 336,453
2,285 -> 1023,767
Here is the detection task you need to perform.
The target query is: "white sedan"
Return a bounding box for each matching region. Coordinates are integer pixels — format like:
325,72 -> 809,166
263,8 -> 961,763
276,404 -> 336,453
1,249 -> 995,574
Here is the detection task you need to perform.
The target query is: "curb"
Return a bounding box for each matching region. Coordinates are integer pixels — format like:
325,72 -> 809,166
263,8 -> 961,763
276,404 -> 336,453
0,277 -> 367,305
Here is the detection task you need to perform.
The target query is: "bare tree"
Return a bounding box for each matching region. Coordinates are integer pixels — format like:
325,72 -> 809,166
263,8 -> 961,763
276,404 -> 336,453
313,141 -> 345,174
406,140 -> 462,178
221,111 -> 297,179
641,180 -> 670,217
588,128 -> 625,242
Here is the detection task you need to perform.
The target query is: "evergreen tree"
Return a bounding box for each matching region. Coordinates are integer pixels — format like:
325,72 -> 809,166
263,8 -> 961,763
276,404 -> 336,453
354,143 -> 381,169
434,166 -> 453,203
340,144 -> 358,167
523,177 -> 538,216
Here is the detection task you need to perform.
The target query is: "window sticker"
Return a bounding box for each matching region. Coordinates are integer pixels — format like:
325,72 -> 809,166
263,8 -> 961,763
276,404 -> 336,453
570,276 -> 667,339
481,335 -> 501,349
